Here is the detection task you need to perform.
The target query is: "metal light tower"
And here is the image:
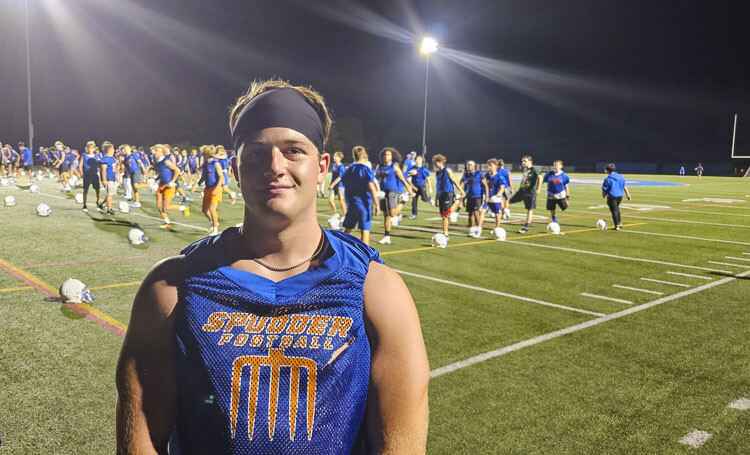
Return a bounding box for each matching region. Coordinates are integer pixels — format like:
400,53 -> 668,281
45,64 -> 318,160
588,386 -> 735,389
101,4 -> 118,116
420,37 -> 437,158
25,0 -> 33,152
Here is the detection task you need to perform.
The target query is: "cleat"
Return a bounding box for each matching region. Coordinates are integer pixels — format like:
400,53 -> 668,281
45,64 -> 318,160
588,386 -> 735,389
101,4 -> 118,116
96,204 -> 105,213
107,209 -> 116,215
429,197 -> 435,207
130,202 -> 141,208
378,235 -> 392,245
159,223 -> 172,229
409,214 -> 417,220
449,212 -> 459,223
81,206 -> 88,213
518,227 -> 529,234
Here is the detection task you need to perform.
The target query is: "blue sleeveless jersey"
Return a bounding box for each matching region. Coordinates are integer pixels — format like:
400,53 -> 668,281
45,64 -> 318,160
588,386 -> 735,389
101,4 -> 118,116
376,163 -> 398,190
171,228 -> 382,454
436,167 -> 454,194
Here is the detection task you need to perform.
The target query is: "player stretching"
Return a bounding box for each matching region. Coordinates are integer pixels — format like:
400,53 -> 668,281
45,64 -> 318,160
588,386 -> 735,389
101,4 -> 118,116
376,147 -> 414,245
100,142 -> 120,215
216,145 -> 237,204
79,144 -> 103,212
116,79 -> 428,454
461,160 -> 489,238
154,144 -> 189,228
192,145 -> 224,236
408,154 -> 432,219
602,163 -> 631,231
52,141 -> 71,190
485,158 -> 506,230
695,163 -> 704,178
342,146 -> 381,244
508,155 -> 542,234
327,151 -> 347,219
433,154 -> 465,239
542,160 -> 571,227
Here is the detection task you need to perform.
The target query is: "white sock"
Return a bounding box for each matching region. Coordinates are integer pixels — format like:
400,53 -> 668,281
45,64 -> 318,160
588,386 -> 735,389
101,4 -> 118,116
179,206 -> 186,212
164,217 -> 171,224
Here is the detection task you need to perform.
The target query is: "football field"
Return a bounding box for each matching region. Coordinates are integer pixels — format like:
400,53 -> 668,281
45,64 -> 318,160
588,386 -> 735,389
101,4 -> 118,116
1,173 -> 749,453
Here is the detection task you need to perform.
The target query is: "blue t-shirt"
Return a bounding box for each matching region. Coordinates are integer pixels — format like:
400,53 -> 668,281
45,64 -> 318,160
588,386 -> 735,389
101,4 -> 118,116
202,159 -> 221,187
602,172 -> 626,197
342,163 -> 375,204
436,167 -> 454,194
403,158 -> 416,176
462,170 -> 484,198
331,164 -> 346,188
487,172 -> 505,197
189,155 -> 198,170
82,153 -> 100,175
128,154 -> 142,173
411,166 -> 430,186
20,147 -> 33,164
543,171 -> 570,195
497,168 -> 510,189
55,149 -> 66,165
157,158 -> 174,183
101,155 -> 118,181
139,152 -> 149,167
218,157 -> 230,175
67,150 -> 79,164
376,163 -> 399,191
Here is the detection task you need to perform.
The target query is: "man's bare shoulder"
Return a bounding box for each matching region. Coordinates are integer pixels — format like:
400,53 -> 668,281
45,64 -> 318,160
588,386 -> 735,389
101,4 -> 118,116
133,255 -> 185,317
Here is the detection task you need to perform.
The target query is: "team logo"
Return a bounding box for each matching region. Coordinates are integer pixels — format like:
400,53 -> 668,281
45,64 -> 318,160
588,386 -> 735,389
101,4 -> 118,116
230,349 -> 317,441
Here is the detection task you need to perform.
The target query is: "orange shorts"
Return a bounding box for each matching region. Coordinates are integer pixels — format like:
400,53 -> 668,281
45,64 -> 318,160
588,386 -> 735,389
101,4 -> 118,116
203,187 -> 223,205
157,184 -> 176,200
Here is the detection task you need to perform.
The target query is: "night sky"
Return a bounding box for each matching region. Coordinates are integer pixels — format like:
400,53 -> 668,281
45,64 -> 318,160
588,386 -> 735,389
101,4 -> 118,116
1,0 -> 748,165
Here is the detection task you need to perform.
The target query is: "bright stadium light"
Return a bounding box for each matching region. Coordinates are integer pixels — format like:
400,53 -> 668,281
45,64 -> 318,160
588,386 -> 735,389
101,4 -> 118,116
420,37 -> 437,158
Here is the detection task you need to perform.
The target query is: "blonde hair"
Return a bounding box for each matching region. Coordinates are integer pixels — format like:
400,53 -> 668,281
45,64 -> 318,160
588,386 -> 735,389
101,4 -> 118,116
200,144 -> 216,158
432,154 -> 446,165
334,151 -> 344,160
352,146 -> 367,161
102,141 -> 114,153
487,158 -> 499,167
229,79 -> 332,149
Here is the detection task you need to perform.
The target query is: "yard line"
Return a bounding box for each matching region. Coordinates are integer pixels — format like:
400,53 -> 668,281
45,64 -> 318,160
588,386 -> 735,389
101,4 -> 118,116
666,271 -> 712,281
0,285 -> 33,293
624,215 -> 750,229
708,261 -> 750,268
640,277 -> 691,288
89,281 -> 142,291
430,268 -> 750,378
394,269 -> 605,317
725,256 -> 750,262
622,230 -> 750,246
502,240 -> 732,274
580,293 -> 633,304
611,284 -> 663,295
672,209 -> 750,217
744,252 -> 750,255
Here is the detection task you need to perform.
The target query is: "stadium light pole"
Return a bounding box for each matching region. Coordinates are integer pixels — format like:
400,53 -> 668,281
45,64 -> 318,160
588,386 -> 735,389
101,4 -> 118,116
420,37 -> 438,158
25,0 -> 33,152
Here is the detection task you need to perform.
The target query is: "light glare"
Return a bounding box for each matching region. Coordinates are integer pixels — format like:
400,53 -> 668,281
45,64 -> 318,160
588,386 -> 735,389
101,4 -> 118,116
421,37 -> 438,54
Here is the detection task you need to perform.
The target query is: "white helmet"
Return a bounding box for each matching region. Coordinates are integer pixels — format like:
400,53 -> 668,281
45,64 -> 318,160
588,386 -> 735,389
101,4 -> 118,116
128,228 -> 148,245
0,178 -> 9,187
29,184 -> 40,193
4,195 -> 17,206
376,191 -> 385,200
36,203 -> 52,216
327,214 -> 342,230
118,201 -> 130,213
59,278 -> 94,303
596,219 -> 608,230
431,233 -> 448,248
493,227 -> 507,241
399,193 -> 410,203
149,182 -> 159,194
546,222 -> 561,235
74,193 -> 84,204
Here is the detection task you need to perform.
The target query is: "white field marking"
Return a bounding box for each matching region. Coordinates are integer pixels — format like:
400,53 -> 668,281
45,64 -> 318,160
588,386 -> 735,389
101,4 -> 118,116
502,240 -> 732,274
393,269 -> 605,317
728,398 -> 750,411
640,278 -> 691,288
744,252 -> 750,255
624,215 -> 750,229
683,197 -> 745,203
611,284 -> 663,295
708,261 -> 750,268
679,430 -> 712,449
666,271 -> 712,281
672,209 -> 750,217
580,293 -> 632,304
430,268 -> 750,378
622,230 -> 750,246
725,256 -> 750,262
587,203 -> 670,211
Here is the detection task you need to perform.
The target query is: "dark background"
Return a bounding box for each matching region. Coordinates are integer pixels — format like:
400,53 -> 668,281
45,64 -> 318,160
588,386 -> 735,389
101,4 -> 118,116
1,0 -> 748,167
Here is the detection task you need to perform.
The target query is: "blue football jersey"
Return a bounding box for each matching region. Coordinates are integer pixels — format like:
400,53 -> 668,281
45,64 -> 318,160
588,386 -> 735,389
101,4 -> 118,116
170,228 -> 382,454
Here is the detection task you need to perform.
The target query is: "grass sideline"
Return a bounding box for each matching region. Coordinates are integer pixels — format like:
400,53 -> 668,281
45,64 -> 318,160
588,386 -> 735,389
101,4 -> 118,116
0,173 -> 748,453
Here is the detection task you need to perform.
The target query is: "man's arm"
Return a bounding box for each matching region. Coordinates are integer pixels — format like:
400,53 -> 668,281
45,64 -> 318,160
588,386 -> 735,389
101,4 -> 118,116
101,163 -> 109,184
446,169 -> 465,197
116,257 -> 182,454
368,181 -> 382,216
363,262 -> 429,454
624,185 -> 631,201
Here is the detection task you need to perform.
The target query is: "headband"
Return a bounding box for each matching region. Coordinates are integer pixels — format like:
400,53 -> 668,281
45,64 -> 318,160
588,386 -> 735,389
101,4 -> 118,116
231,87 -> 325,152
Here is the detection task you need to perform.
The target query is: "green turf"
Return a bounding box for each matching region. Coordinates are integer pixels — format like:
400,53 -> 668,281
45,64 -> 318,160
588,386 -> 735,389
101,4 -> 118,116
0,173 -> 748,453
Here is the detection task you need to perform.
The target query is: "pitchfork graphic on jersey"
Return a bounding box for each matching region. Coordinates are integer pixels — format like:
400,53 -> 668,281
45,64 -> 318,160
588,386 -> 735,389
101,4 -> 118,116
230,348 -> 317,441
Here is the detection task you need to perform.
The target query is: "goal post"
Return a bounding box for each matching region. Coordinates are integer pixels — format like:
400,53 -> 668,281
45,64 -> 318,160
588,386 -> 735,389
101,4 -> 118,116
731,114 -> 750,159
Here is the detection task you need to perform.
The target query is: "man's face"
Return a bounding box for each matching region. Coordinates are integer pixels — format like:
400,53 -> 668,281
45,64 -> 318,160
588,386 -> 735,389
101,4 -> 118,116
467,163 -> 475,172
522,157 -> 531,168
554,162 -> 562,172
489,163 -> 498,172
236,127 -> 329,219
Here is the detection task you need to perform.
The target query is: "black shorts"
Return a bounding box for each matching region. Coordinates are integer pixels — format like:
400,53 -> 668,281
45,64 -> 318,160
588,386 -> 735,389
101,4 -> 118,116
83,174 -> 100,191
509,191 -> 536,210
22,163 -> 31,171
466,197 -> 483,213
546,197 -> 568,211
59,163 -> 69,173
438,192 -> 455,216
379,189 -> 399,212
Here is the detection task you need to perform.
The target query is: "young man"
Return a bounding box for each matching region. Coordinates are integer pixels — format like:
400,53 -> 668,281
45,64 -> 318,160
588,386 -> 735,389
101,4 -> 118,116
402,151 -> 417,177
327,151 -> 347,218
461,160 -> 489,238
508,155 -> 542,234
408,154 -> 432,219
679,166 -> 685,176
485,158 -> 506,230
100,142 -> 120,215
191,144 -> 224,236
433,154 -> 465,239
216,146 -> 237,204
16,142 -> 34,182
498,159 -> 512,219
695,163 -> 704,178
542,160 -> 571,226
153,144 -> 189,228
602,163 -> 631,231
342,146 -> 381,244
125,145 -> 148,208
52,141 -> 71,190
116,80 -> 428,454
376,147 -> 414,245
79,144 -> 103,212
